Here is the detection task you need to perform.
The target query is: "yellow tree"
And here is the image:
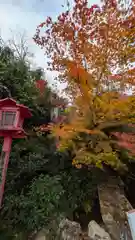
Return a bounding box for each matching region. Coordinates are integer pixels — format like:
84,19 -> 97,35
34,0 -> 135,171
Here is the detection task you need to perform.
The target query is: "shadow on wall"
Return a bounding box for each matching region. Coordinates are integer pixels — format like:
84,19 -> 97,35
73,195 -> 103,231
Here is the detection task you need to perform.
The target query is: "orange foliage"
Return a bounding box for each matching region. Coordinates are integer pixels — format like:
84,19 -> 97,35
34,0 -> 135,168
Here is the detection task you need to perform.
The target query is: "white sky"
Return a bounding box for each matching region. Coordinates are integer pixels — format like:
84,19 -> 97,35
0,0 -> 100,90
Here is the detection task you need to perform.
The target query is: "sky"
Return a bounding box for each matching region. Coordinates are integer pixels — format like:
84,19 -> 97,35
0,0 -> 100,88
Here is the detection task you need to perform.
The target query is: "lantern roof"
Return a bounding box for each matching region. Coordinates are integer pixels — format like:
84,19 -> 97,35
0,98 -> 32,118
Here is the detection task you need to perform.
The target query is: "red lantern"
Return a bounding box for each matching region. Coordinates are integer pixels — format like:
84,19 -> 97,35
0,98 -> 31,207
35,80 -> 47,94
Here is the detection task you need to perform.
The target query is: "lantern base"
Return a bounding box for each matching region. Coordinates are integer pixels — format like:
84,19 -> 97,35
0,128 -> 27,139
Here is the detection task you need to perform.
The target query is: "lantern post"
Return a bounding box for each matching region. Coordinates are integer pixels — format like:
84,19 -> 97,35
0,98 -> 31,208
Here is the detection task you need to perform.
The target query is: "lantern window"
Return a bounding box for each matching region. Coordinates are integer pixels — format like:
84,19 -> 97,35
0,111 -> 16,127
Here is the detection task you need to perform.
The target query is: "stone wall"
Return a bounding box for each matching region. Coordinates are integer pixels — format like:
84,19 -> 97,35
98,176 -> 133,240
34,176 -> 134,240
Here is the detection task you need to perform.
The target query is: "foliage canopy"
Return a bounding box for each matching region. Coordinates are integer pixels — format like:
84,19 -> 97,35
34,0 -> 135,170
